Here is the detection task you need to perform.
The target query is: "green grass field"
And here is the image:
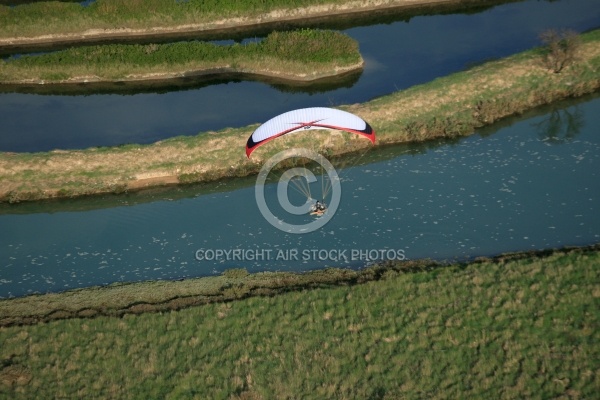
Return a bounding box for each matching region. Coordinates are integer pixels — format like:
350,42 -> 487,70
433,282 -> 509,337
1,248 -> 598,398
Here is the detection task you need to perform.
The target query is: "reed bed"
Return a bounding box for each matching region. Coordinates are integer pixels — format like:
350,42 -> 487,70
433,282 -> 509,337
0,0 -> 431,39
1,247 -> 598,398
0,29 -> 361,83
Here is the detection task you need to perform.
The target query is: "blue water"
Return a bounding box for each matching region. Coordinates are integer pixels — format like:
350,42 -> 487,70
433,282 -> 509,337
1,95 -> 599,298
0,0 -> 599,151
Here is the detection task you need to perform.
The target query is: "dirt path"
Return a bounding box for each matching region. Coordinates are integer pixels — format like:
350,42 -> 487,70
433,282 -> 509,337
127,174 -> 179,190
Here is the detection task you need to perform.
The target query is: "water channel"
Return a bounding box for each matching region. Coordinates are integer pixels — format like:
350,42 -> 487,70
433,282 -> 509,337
1,0 -> 600,298
1,94 -> 599,298
0,0 -> 599,151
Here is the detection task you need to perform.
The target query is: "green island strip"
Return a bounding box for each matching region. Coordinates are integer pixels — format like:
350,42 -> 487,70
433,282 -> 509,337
1,29 -> 599,203
1,245 -> 598,397
0,29 -> 362,84
0,0 -> 499,46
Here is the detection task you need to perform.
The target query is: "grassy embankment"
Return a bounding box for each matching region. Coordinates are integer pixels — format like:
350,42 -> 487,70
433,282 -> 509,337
0,246 -> 598,398
1,29 -> 599,203
0,29 -> 362,84
0,0 -> 482,44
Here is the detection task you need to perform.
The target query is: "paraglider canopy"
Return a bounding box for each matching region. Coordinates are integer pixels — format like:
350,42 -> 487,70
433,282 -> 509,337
246,107 -> 375,157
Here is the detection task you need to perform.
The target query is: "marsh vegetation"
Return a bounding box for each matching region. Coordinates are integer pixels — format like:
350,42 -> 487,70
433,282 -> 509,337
1,3 -> 599,398
0,29 -> 361,83
1,247 -> 598,398
0,0 -> 480,40
1,28 -> 599,203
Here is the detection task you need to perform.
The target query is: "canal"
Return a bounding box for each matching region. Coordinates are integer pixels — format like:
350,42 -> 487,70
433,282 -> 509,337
0,0 -> 599,151
1,94 -> 599,297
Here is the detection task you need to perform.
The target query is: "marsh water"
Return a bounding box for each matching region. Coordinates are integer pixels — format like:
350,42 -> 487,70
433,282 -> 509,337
1,0 -> 600,297
1,94 -> 599,297
1,0 -> 600,151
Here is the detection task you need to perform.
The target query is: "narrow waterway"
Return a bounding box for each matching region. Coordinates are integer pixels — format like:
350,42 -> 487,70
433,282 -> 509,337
0,0 -> 599,151
1,94 -> 599,298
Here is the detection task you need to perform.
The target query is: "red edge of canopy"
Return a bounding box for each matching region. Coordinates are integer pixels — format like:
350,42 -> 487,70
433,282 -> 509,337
246,123 -> 376,158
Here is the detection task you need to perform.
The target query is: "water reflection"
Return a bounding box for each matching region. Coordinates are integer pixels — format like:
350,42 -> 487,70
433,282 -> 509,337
532,105 -> 584,144
0,69 -> 363,96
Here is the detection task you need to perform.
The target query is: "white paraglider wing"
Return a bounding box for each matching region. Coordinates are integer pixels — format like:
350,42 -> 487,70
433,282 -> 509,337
246,107 -> 375,157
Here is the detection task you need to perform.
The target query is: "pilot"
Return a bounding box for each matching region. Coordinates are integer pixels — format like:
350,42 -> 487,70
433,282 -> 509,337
314,200 -> 326,212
